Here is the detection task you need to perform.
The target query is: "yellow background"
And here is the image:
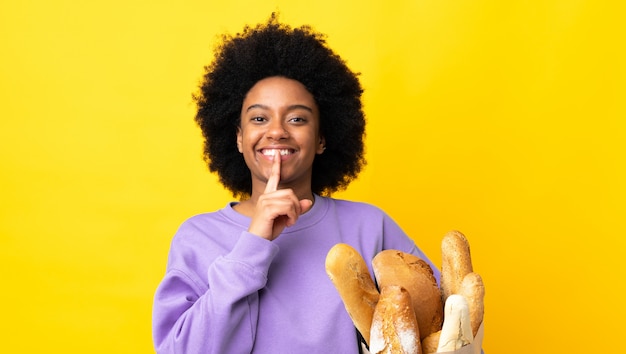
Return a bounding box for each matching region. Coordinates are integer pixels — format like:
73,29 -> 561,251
1,0 -> 624,353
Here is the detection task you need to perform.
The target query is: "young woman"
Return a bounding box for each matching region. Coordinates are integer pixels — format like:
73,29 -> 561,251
152,14 -> 439,353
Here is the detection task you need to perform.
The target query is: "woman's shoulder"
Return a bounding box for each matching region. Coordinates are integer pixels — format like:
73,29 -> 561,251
177,209 -> 223,230
314,198 -> 389,223
178,203 -> 245,229
166,204 -> 246,261
321,196 -> 387,218
169,204 -> 242,244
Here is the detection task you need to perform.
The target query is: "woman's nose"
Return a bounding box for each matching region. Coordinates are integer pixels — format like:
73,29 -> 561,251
266,120 -> 289,139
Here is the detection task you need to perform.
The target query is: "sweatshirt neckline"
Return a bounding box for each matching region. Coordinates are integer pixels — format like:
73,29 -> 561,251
222,194 -> 329,232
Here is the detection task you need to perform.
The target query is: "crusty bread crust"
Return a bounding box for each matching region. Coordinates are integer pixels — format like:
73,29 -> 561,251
441,230 -> 473,301
459,272 -> 485,337
372,250 -> 443,340
369,285 -> 421,354
325,243 -> 379,345
420,330 -> 440,354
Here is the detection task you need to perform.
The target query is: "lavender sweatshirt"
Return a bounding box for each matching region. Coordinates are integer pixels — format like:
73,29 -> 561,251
153,196 -> 440,353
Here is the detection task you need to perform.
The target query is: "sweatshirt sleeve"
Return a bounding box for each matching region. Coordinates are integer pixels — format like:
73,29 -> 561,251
152,231 -> 279,354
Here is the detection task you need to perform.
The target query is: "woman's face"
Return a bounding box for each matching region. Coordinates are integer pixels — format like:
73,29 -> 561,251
237,76 -> 325,193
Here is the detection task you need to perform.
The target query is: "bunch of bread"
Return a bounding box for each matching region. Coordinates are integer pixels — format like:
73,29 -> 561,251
325,230 -> 484,354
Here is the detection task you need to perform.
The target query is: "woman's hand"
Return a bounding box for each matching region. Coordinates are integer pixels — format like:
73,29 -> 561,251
247,152 -> 313,240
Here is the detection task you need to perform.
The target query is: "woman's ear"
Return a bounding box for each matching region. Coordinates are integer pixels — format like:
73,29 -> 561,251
236,127 -> 243,153
317,136 -> 326,154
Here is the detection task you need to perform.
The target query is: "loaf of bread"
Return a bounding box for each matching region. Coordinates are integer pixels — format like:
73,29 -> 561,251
372,250 -> 443,340
422,274 -> 484,353
420,330 -> 440,354
441,230 -> 473,301
369,285 -> 421,354
326,230 -> 484,353
459,272 -> 484,337
325,243 -> 379,345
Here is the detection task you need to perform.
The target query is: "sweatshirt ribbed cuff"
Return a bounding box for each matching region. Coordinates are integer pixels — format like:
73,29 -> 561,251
225,231 -> 279,278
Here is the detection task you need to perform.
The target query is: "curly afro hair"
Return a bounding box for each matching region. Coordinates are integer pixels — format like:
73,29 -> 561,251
194,13 -> 366,198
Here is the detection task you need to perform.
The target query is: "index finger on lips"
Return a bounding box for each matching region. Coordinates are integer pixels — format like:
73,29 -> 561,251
264,150 -> 281,193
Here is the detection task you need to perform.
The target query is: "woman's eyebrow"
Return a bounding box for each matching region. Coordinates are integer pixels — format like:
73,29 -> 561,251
287,104 -> 314,113
245,104 -> 314,113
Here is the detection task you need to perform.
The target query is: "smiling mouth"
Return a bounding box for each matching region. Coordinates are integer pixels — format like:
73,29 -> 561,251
260,148 -> 295,156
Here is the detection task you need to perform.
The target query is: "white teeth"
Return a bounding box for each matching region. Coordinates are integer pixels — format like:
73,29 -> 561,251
263,149 -> 291,156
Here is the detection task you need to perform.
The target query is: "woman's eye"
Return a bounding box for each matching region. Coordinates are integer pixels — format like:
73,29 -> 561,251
251,116 -> 265,122
289,117 -> 306,123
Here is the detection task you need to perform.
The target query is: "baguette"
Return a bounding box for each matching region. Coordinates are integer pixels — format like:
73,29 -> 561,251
372,250 -> 443,340
369,285 -> 421,354
421,330 -> 440,354
441,230 -> 473,301
325,243 -> 379,345
459,272 -> 485,337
